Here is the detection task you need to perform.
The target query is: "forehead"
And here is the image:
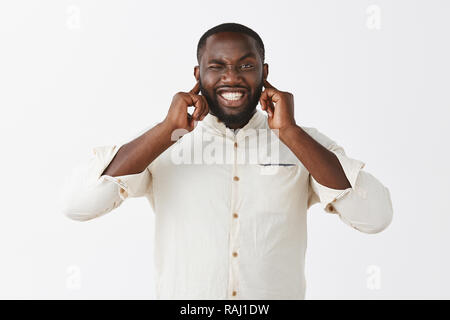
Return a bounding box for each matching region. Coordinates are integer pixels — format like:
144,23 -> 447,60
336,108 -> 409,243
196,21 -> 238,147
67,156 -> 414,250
202,32 -> 260,62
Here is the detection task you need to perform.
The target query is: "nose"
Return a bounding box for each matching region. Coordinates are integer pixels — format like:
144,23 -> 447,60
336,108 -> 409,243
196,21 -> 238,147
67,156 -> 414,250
220,65 -> 243,84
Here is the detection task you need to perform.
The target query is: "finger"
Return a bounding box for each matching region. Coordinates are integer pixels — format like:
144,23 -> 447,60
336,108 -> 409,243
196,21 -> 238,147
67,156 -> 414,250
194,94 -> 207,116
263,80 -> 279,112
188,117 -> 196,131
189,81 -> 200,95
260,97 -> 273,117
259,90 -> 268,111
259,93 -> 268,111
187,113 -> 194,130
187,107 -> 197,130
263,79 -> 277,90
268,95 -> 275,111
195,96 -> 206,121
182,92 -> 200,119
262,86 -> 281,104
188,93 -> 204,120
260,90 -> 274,116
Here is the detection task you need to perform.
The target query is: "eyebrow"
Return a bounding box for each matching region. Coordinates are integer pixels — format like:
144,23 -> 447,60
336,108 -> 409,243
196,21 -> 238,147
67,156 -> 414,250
207,52 -> 257,64
238,52 -> 257,61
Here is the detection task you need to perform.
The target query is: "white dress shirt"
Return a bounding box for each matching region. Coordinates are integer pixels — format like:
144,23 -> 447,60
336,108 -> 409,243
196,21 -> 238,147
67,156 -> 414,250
61,109 -> 393,300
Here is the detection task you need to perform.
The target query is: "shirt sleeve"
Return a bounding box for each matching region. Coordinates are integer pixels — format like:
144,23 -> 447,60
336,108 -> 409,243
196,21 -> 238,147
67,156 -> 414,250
60,144 -> 153,222
304,127 -> 393,234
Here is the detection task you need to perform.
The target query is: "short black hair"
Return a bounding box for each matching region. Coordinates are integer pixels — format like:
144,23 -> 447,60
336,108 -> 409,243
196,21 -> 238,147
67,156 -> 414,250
196,23 -> 265,64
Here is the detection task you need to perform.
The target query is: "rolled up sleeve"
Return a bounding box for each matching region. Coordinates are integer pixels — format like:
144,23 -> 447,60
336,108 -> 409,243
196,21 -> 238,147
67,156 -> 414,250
60,144 -> 153,222
305,127 -> 393,234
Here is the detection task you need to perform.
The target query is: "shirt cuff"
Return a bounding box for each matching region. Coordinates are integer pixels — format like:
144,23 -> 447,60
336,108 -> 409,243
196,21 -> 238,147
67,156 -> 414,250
90,145 -> 152,200
311,150 -> 366,214
101,172 -> 151,201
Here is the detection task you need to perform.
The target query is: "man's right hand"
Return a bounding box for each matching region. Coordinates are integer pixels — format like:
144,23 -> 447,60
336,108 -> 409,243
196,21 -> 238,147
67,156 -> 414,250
163,81 -> 210,133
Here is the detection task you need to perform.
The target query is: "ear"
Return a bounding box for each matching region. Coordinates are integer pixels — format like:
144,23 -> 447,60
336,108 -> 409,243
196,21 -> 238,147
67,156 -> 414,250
263,63 -> 269,81
194,66 -> 200,81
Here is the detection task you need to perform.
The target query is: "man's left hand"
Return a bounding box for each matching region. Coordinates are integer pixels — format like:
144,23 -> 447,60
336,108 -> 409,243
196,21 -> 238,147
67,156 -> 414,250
259,80 -> 297,131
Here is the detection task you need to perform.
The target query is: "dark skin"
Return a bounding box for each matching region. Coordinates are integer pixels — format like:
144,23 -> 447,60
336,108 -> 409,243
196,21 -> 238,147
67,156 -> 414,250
195,32 -> 267,129
102,32 -> 351,190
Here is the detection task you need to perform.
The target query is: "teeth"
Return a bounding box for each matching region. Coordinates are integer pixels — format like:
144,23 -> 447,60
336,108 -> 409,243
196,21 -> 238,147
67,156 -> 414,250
220,92 -> 244,101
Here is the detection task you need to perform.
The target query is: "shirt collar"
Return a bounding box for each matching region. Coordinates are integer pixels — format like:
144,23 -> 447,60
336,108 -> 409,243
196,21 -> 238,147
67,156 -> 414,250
200,108 -> 268,137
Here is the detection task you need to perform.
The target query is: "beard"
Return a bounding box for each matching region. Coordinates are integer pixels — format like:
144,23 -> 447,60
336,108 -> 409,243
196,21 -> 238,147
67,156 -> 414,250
199,78 -> 264,129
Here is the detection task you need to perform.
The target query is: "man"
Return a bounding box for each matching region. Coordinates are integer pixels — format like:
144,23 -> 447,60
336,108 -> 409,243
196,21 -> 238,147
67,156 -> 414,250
61,23 -> 393,299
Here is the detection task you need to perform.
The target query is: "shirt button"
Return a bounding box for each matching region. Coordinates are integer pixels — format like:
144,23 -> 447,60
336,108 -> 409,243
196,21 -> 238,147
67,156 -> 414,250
233,213 -> 239,219
234,142 -> 238,148
233,176 -> 239,181
232,252 -> 238,257
232,291 -> 237,296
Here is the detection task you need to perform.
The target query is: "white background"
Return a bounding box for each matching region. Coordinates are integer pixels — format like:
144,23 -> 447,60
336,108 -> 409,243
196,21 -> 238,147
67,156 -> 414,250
0,0 -> 449,299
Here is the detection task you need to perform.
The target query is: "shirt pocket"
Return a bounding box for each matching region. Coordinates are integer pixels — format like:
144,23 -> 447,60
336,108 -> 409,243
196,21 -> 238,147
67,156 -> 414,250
255,163 -> 298,176
243,163 -> 300,195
